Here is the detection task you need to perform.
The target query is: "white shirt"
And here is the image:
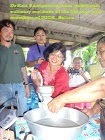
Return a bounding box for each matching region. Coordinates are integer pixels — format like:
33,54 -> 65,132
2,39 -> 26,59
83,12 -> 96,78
69,71 -> 91,87
102,72 -> 105,77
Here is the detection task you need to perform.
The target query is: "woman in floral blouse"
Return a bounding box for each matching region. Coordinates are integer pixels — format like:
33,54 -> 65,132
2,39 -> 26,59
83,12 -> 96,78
31,43 -> 69,98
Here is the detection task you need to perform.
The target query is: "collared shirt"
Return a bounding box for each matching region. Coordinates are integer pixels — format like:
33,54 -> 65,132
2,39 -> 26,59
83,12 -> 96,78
0,43 -> 25,83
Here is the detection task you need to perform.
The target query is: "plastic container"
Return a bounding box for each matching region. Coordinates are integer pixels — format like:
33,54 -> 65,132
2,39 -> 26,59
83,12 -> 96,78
27,90 -> 39,110
27,98 -> 32,110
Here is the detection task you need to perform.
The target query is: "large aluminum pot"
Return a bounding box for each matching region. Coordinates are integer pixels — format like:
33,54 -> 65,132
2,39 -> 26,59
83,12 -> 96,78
24,107 -> 88,140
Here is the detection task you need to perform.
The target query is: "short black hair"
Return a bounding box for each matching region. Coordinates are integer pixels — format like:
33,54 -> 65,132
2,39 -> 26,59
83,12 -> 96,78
44,42 -> 66,61
97,36 -> 105,45
0,19 -> 15,31
34,27 -> 46,36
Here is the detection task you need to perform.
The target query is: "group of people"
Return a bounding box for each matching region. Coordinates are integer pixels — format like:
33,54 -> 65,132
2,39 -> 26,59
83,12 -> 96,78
48,37 -> 105,116
47,36 -> 105,139
0,19 -> 105,124
29,30 -> 92,110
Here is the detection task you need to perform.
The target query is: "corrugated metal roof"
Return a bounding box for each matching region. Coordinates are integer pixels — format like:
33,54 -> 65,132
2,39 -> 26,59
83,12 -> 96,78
0,0 -> 105,50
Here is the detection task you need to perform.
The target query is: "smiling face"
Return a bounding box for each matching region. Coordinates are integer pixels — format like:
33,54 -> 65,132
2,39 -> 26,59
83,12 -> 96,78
73,58 -> 83,70
0,24 -> 14,43
34,29 -> 46,46
96,43 -> 105,68
48,50 -> 64,67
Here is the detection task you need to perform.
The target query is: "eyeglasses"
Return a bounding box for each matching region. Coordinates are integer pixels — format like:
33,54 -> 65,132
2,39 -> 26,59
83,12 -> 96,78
96,50 -> 105,55
50,53 -> 64,59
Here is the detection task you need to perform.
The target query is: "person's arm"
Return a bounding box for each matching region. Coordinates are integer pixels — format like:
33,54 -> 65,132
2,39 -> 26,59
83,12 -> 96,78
31,61 -> 45,86
26,60 -> 38,67
48,77 -> 105,113
21,67 -> 30,97
31,69 -> 41,86
82,102 -> 100,117
26,57 -> 44,67
81,74 -> 91,83
79,70 -> 91,83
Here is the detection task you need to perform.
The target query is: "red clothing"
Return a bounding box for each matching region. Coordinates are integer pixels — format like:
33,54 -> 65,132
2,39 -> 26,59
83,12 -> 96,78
39,61 -> 69,98
65,87 -> 91,110
36,61 -> 91,110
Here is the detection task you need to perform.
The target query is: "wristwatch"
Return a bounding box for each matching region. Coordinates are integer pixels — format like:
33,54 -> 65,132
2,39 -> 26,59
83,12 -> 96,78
23,82 -> 29,85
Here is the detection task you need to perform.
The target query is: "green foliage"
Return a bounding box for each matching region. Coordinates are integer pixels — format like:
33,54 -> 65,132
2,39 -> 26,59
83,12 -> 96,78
74,42 -> 98,72
22,47 -> 29,60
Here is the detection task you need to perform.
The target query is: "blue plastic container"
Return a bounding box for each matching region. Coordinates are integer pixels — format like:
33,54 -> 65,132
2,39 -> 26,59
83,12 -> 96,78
27,90 -> 39,110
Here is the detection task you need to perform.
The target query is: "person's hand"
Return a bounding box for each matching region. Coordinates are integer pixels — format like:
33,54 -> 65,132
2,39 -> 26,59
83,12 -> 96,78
48,96 -> 66,113
37,57 -> 45,64
79,69 -> 91,83
31,69 -> 41,86
31,69 -> 38,80
79,69 -> 84,76
81,108 -> 95,117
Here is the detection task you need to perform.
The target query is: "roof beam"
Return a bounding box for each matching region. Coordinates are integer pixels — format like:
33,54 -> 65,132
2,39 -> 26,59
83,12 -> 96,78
15,27 -> 89,44
54,19 -> 105,32
89,33 -> 105,43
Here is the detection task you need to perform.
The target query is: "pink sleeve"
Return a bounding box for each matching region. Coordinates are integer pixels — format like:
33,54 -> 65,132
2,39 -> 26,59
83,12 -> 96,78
52,70 -> 69,98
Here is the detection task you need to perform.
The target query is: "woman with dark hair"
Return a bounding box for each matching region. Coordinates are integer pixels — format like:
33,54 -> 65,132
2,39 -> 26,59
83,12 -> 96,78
31,43 -> 69,98
26,27 -> 47,83
47,36 -> 105,140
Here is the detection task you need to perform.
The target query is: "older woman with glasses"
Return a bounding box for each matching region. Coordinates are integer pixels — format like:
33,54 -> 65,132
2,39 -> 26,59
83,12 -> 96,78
31,43 -> 69,98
